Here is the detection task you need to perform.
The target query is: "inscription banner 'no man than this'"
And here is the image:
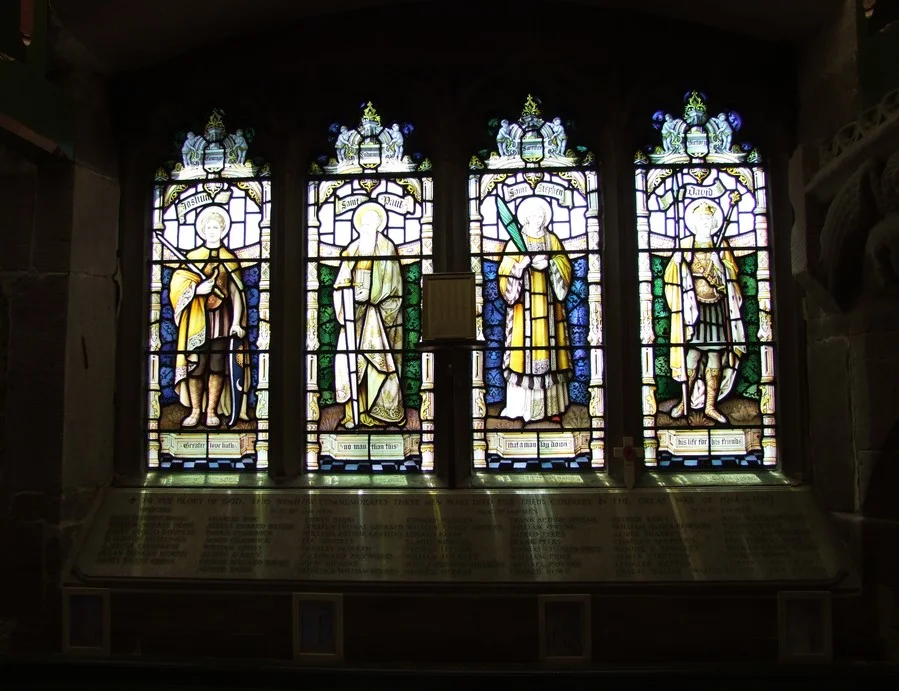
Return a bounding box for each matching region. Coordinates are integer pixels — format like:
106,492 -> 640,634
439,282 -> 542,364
73,488 -> 846,584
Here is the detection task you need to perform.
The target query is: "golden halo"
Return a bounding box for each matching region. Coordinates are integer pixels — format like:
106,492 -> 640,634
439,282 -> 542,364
352,202 -> 388,232
685,199 -> 723,233
516,196 -> 552,227
195,205 -> 232,238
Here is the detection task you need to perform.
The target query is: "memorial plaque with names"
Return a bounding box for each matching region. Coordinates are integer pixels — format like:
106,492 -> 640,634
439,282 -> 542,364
73,488 -> 847,584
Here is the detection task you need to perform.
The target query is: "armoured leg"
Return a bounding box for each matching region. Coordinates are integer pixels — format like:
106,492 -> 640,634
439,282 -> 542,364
671,368 -> 697,419
704,367 -> 727,423
671,349 -> 701,419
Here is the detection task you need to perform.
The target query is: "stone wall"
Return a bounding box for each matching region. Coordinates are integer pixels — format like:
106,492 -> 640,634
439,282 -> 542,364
0,68 -> 119,653
791,0 -> 899,661
0,133 -> 70,652
797,0 -> 861,145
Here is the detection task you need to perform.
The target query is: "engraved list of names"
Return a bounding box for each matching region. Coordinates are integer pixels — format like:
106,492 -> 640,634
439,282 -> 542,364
75,488 -> 844,584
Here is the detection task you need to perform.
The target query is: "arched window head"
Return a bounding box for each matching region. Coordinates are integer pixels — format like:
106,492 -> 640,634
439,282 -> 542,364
306,102 -> 435,473
634,91 -> 776,470
469,95 -> 605,472
148,109 -> 272,471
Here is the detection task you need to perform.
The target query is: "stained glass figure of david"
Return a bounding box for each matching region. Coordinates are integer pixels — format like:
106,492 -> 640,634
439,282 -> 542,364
664,200 -> 745,424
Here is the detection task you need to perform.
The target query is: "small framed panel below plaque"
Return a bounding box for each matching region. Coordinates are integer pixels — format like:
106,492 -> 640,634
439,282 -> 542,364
538,594 -> 591,665
292,593 -> 343,664
777,591 -> 832,663
422,272 -> 475,342
62,587 -> 110,656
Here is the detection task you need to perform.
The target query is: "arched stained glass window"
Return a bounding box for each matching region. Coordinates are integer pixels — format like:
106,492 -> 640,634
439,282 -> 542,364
148,110 -> 272,470
305,103 -> 435,473
634,91 -> 776,469
469,95 -> 605,472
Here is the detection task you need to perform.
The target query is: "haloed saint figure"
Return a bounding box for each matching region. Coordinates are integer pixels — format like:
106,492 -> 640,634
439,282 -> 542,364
497,196 -> 573,423
334,202 -> 405,429
171,206 -> 250,428
664,200 -> 745,423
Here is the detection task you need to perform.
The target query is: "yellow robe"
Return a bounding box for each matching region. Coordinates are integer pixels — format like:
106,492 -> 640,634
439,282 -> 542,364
170,245 -> 248,418
663,237 -> 745,398
497,230 -> 573,421
333,233 -> 405,427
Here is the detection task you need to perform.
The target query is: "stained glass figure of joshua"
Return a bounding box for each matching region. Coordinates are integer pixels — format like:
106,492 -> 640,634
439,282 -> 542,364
664,199 -> 745,423
497,196 -> 573,422
170,205 -> 250,428
334,201 -> 405,429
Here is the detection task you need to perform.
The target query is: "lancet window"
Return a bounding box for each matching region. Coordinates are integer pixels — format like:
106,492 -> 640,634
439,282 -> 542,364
148,110 -> 272,470
634,91 -> 777,469
305,103 -> 435,473
468,95 -> 605,472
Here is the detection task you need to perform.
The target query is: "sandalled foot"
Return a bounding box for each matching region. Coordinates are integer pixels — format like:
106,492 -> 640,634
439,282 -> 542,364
704,406 -> 727,424
182,410 -> 201,428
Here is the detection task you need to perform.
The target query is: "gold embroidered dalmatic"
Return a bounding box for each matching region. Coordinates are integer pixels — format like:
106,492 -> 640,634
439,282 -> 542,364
497,230 -> 573,421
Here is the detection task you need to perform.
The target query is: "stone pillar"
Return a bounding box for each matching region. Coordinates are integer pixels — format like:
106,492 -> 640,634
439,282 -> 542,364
0,139 -> 71,652
0,67 -> 119,653
57,68 -> 118,588
791,0 -> 899,661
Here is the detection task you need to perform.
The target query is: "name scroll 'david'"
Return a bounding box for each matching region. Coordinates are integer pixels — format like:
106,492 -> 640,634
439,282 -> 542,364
635,91 -> 776,469
469,95 -> 605,472
305,103 -> 435,473
148,110 -> 271,471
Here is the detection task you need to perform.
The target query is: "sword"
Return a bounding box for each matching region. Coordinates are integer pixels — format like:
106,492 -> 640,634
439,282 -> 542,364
154,231 -> 226,299
341,286 -> 361,427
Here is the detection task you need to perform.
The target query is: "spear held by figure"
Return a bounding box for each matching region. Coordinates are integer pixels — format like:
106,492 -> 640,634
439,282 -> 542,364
713,191 -> 742,249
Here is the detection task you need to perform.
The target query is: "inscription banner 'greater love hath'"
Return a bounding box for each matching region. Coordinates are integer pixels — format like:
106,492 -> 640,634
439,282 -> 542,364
73,488 -> 847,584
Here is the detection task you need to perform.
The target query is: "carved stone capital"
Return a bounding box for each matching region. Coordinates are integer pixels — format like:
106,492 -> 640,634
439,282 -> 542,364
792,88 -> 899,312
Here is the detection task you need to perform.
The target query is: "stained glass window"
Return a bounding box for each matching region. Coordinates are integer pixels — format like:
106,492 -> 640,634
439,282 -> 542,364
635,91 -> 776,469
148,110 -> 271,470
305,103 -> 434,473
469,95 -> 604,472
